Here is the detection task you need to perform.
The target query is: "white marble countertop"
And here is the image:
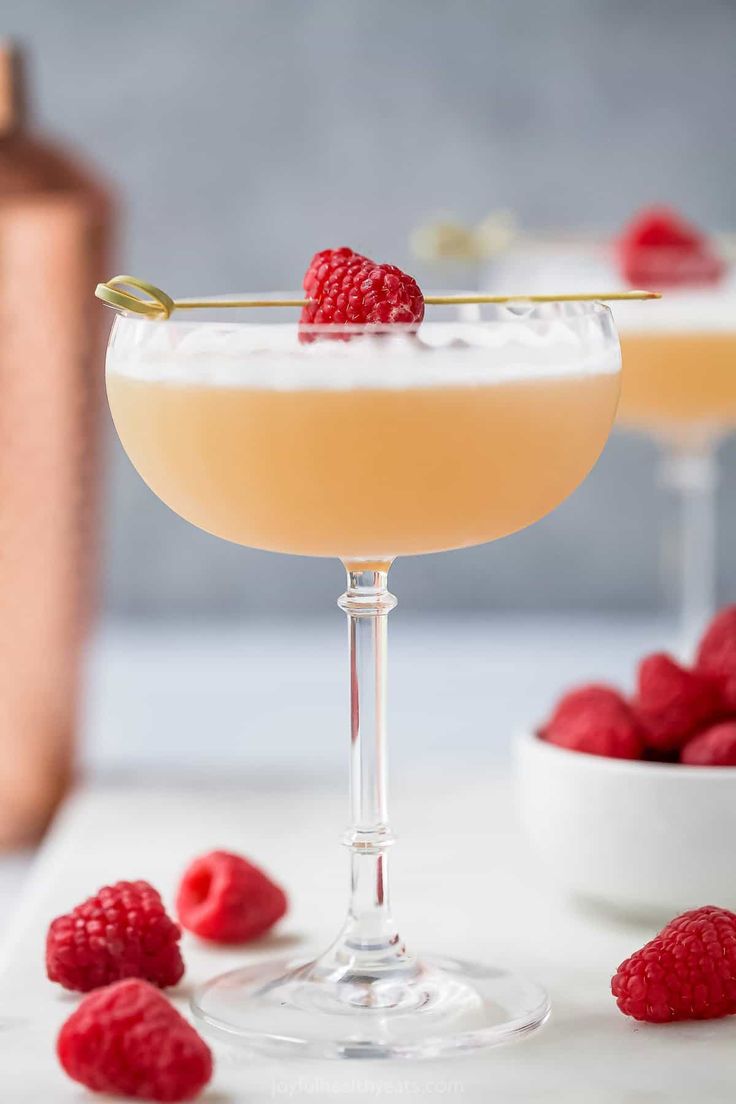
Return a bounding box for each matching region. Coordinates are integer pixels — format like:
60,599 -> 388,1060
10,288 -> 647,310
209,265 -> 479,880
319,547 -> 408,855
5,613 -> 672,945
3,614 -> 727,1102
1,775 -> 733,1103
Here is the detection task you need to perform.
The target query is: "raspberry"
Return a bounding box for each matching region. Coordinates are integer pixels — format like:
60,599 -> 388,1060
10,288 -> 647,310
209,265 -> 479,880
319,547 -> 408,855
299,246 -> 424,337
543,709 -> 642,760
612,906 -> 736,1022
542,684 -> 643,760
618,207 -> 724,287
633,652 -> 722,754
57,979 -> 212,1102
545,683 -> 631,731
46,881 -> 184,993
681,722 -> 736,766
696,605 -> 736,712
303,246 -> 371,302
176,850 -> 287,943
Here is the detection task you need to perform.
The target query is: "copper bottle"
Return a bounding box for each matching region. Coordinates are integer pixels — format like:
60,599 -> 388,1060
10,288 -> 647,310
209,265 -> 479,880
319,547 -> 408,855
0,43 -> 112,845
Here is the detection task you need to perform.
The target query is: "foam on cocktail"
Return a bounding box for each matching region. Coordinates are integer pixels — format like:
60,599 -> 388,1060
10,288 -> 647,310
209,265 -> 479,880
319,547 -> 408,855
613,286 -> 736,432
107,316 -> 620,559
107,319 -> 620,391
613,283 -> 736,335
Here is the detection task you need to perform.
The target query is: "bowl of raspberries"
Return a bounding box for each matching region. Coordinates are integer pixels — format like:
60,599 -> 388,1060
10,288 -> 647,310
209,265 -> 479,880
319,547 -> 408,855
516,606 -> 736,918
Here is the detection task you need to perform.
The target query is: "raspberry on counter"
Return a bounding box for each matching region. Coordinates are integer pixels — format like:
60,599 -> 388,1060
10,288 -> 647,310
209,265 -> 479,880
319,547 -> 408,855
46,880 -> 184,993
176,849 -> 287,944
57,979 -> 212,1102
612,906 -> 736,1022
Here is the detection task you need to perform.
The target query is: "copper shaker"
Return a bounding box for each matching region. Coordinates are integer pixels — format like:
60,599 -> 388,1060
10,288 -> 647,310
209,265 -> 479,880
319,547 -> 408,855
0,43 -> 113,844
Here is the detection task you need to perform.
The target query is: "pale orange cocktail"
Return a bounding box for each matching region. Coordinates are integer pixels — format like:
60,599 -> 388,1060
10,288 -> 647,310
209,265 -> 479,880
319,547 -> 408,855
107,324 -> 619,560
614,286 -> 736,439
613,285 -> 736,642
481,232 -> 736,642
619,330 -> 736,435
104,304 -> 621,1058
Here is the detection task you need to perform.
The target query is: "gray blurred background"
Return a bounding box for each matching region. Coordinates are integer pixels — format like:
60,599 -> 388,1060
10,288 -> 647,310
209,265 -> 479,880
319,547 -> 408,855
6,0 -> 735,618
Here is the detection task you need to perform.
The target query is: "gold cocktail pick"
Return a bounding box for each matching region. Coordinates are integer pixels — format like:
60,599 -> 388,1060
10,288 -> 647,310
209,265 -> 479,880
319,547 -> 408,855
95,274 -> 661,321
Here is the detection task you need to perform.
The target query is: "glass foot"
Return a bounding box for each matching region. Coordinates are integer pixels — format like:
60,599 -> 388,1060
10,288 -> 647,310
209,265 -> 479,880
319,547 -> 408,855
191,954 -> 550,1059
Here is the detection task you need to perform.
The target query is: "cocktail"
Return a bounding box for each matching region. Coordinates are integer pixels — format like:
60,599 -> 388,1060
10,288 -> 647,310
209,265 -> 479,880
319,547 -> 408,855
480,212 -> 736,648
614,208 -> 736,647
615,287 -> 736,646
101,252 -> 622,1058
617,312 -> 736,433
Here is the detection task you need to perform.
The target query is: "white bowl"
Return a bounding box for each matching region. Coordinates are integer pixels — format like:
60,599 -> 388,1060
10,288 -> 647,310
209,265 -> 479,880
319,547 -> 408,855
515,729 -> 736,919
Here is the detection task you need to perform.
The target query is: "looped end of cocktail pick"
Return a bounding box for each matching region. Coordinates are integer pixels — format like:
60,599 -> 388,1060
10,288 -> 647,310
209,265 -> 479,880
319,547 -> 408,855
95,275 -> 175,320
94,273 -> 661,320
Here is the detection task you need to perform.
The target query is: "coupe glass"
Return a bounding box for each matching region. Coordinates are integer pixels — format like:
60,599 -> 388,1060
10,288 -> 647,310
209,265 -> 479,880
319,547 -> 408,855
484,241 -> 736,650
614,274 -> 736,649
106,300 -> 621,1059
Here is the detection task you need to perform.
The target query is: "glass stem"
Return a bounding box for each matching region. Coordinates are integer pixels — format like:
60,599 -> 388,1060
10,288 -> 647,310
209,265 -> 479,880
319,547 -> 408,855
333,565 -> 412,978
659,440 -> 718,656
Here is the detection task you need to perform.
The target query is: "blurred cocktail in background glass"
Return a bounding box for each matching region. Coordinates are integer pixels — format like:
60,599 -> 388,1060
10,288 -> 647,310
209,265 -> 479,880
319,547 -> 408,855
105,297 -> 620,1057
616,279 -> 736,646
480,215 -> 736,648
106,316 -> 619,559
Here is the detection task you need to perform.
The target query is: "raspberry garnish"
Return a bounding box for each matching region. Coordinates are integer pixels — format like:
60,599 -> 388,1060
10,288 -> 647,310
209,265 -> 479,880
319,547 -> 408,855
542,684 -> 643,760
57,979 -> 212,1102
681,721 -> 736,766
299,246 -> 424,338
633,652 -> 722,754
46,880 -> 184,993
302,246 -> 371,302
612,906 -> 736,1022
618,206 -> 724,287
176,850 -> 287,943
696,605 -> 736,712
